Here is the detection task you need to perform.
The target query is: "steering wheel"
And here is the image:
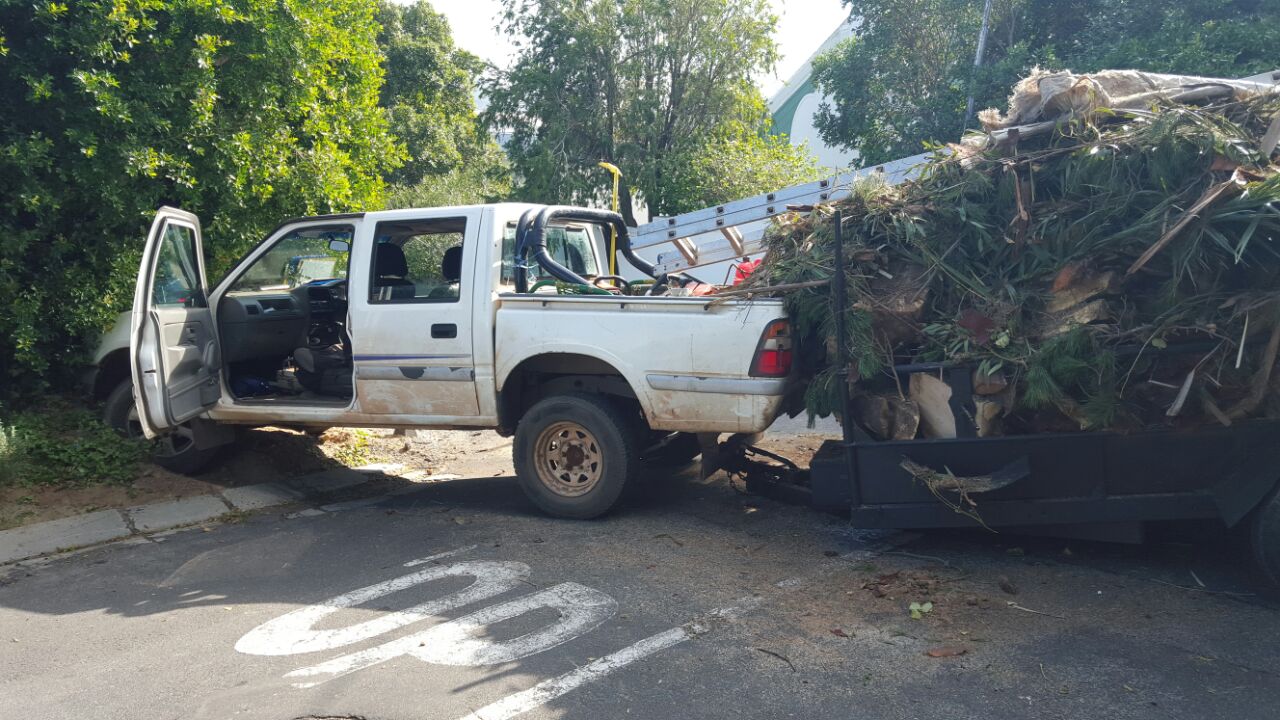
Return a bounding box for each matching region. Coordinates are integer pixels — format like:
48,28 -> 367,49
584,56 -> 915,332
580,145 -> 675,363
591,275 -> 631,293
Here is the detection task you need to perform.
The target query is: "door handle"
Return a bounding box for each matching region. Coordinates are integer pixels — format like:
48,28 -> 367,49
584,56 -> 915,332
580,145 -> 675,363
431,323 -> 457,339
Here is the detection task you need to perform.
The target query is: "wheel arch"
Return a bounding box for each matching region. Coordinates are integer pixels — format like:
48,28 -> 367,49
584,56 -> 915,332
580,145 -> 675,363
496,349 -> 652,433
93,348 -> 132,401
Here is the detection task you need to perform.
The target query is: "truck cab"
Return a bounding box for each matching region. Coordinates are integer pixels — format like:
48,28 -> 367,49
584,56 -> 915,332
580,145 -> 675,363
131,204 -> 792,517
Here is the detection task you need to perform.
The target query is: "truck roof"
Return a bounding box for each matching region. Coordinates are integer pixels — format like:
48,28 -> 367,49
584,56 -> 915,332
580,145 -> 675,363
272,203 -> 557,232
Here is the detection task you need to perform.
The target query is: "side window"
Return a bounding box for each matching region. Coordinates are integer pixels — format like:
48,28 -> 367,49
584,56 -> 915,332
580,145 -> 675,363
370,217 -> 467,303
153,223 -> 205,308
229,226 -> 352,294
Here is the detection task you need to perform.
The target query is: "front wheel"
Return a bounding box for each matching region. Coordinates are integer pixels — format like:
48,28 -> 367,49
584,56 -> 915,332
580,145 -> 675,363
513,393 -> 638,519
102,380 -> 221,475
1251,484 -> 1280,590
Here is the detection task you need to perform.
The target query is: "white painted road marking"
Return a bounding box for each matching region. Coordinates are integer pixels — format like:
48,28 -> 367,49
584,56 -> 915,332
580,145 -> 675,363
234,538 -> 903,718
403,545 -> 478,567
447,594 -> 764,720
449,627 -> 691,720
235,560 -> 529,656
285,582 -> 618,686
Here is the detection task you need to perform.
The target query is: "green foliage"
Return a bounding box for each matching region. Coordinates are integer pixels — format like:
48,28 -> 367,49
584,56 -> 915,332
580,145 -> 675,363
325,428 -> 376,466
0,0 -> 399,405
485,0 -> 783,225
665,128 -> 825,214
812,0 -> 1280,164
377,1 -> 500,189
385,143 -> 513,209
753,91 -> 1280,427
0,407 -> 146,487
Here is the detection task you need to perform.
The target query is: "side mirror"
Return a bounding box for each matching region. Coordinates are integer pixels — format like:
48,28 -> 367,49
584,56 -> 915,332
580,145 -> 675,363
328,239 -> 350,253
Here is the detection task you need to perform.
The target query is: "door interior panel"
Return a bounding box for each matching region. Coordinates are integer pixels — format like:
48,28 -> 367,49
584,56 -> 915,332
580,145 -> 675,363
153,306 -> 218,424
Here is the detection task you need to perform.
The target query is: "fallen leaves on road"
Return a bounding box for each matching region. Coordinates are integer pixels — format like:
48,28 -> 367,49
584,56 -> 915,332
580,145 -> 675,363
999,575 -> 1019,595
830,628 -> 849,638
1007,601 -> 1065,619
908,601 -> 934,619
755,647 -> 796,672
925,646 -> 968,658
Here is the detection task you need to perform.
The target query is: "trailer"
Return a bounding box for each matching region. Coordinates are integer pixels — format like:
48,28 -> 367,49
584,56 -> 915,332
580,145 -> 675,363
623,69 -> 1280,588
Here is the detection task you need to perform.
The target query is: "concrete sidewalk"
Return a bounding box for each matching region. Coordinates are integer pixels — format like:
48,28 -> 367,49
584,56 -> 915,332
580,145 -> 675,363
0,467 -> 375,565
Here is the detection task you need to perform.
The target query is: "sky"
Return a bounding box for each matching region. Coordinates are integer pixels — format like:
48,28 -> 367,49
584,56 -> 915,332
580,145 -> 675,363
428,0 -> 851,98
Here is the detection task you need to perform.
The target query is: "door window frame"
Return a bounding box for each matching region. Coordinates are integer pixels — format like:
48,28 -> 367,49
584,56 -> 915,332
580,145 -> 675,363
222,223 -> 357,295
366,216 -> 469,306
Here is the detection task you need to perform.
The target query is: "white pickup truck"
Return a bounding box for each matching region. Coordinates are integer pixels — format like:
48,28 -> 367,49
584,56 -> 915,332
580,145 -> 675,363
120,204 -> 792,517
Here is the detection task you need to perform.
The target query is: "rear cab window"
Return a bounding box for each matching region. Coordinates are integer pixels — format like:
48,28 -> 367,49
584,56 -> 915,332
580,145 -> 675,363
501,224 -> 600,288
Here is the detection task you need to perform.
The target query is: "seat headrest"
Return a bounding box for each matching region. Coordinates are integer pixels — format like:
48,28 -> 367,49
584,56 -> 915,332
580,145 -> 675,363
374,242 -> 408,279
442,246 -> 463,283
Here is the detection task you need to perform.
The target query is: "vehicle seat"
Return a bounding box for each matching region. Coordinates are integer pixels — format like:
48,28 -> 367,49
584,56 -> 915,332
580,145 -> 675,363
293,344 -> 352,398
427,246 -> 463,299
373,243 -> 416,301
442,246 -> 462,283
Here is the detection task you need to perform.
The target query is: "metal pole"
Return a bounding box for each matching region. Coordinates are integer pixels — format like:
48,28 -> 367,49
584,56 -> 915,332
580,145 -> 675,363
963,0 -> 995,129
598,162 -> 622,275
831,210 -> 861,508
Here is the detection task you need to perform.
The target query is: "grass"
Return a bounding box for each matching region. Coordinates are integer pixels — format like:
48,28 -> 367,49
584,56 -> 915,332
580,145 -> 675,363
0,403 -> 147,488
321,428 -> 379,467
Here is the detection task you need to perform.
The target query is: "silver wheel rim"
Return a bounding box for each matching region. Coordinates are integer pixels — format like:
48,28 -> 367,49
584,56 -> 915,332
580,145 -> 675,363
126,404 -> 194,458
533,421 -> 603,497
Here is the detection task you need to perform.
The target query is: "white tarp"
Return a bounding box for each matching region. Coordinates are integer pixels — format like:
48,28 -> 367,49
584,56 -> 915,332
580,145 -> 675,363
978,68 -> 1280,131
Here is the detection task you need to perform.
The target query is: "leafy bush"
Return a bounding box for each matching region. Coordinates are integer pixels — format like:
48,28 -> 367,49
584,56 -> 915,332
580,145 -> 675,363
0,0 -> 400,406
0,407 -> 146,487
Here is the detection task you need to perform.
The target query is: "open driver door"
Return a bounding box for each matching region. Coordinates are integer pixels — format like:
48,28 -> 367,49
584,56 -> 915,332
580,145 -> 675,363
130,207 -> 222,438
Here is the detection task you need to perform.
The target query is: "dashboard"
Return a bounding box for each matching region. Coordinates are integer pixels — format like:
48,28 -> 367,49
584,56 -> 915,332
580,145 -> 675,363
218,280 -> 347,363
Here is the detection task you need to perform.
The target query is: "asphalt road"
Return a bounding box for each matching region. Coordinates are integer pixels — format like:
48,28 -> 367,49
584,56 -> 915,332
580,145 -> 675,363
2,450 -> 1280,720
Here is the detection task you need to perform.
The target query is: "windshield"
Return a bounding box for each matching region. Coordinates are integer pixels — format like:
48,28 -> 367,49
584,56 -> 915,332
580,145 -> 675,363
501,224 -> 600,285
229,226 -> 353,293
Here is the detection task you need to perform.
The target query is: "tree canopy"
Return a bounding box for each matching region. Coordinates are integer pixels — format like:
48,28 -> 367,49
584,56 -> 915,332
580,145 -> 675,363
0,0 -> 399,403
377,1 -> 512,208
812,0 -> 1280,165
485,0 -> 818,226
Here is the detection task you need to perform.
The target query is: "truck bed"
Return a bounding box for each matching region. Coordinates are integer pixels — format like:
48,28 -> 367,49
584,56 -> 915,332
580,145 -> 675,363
494,294 -> 789,433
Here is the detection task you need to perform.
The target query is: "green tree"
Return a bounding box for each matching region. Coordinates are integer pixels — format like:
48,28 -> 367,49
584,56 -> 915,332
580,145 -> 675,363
0,0 -> 399,403
485,0 -> 793,226
811,0 -> 1280,165
665,128 -> 824,214
377,1 -> 495,187
384,143 -> 513,209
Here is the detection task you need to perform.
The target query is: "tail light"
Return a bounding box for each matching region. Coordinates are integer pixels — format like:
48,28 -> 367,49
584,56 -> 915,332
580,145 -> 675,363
750,319 -> 793,377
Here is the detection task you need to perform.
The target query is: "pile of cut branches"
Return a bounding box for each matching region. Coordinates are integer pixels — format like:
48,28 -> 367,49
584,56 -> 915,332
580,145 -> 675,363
747,71 -> 1280,437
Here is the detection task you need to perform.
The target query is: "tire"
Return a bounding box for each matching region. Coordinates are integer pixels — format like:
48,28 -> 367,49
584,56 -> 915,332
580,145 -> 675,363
102,380 -> 221,475
641,432 -> 702,467
513,393 -> 638,519
1250,484 -> 1280,590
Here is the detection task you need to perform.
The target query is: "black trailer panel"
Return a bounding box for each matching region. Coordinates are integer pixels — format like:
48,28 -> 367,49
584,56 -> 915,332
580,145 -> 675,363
806,420 -> 1280,532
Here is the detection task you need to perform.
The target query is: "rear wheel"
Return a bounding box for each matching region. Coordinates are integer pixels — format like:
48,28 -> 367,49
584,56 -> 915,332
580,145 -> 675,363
1250,484 -> 1280,589
514,393 -> 638,519
102,379 -> 221,475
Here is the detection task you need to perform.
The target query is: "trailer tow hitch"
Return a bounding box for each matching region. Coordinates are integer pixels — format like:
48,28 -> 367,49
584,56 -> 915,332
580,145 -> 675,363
699,433 -> 808,502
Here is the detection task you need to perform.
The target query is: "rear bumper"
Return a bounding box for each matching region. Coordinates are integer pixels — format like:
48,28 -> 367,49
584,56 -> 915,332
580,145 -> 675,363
643,374 -> 788,433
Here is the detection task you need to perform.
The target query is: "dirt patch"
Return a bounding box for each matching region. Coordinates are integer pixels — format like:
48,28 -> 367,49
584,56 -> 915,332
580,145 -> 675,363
0,425 -> 519,531
0,469 -> 222,529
